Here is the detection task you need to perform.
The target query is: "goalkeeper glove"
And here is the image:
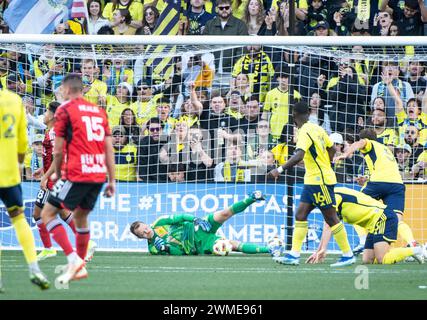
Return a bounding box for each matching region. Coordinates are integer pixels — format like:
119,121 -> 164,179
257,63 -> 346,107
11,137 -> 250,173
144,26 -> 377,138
194,218 -> 212,232
153,236 -> 166,251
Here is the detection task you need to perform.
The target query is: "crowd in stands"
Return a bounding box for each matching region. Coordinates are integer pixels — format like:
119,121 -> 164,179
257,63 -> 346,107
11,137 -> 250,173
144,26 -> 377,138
1,0 -> 427,184
1,0 -> 427,36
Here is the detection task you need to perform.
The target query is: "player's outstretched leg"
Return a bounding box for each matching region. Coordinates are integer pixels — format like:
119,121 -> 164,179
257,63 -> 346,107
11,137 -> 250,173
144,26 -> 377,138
212,191 -> 266,225
233,241 -> 270,254
382,246 -> 425,264
230,191 -> 265,215
11,212 -> 50,290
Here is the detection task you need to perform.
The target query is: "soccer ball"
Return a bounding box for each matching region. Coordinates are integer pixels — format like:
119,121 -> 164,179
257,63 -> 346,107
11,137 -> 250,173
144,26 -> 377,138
267,236 -> 284,257
213,239 -> 233,256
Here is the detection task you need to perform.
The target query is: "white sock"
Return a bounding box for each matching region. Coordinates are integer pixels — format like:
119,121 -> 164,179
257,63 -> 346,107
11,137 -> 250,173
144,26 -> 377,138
29,262 -> 41,274
412,246 -> 422,255
342,251 -> 353,257
358,235 -> 366,246
289,250 -> 300,258
66,251 -> 78,264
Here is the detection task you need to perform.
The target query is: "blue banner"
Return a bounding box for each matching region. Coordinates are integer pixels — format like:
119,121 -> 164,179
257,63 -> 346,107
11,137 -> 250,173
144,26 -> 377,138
0,182 -> 361,252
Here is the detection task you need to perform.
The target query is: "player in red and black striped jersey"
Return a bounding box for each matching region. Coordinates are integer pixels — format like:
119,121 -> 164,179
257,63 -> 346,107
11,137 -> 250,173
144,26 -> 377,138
41,74 -> 116,285
32,101 -> 78,261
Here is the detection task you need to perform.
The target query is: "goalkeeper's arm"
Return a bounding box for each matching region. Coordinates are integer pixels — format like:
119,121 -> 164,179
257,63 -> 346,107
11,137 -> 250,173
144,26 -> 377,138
152,214 -> 197,227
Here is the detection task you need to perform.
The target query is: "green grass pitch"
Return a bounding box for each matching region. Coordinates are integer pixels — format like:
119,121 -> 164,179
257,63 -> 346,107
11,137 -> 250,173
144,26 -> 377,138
1,251 -> 427,300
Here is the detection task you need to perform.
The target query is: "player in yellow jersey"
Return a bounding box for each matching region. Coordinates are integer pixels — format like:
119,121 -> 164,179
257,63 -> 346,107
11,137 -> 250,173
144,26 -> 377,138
336,128 -> 418,251
0,89 -> 50,290
306,187 -> 425,265
268,102 -> 355,267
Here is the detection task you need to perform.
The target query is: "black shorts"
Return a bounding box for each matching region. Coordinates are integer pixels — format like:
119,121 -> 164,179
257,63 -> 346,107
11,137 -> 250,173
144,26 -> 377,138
47,180 -> 104,211
35,188 -> 50,209
364,208 -> 398,250
0,184 -> 23,212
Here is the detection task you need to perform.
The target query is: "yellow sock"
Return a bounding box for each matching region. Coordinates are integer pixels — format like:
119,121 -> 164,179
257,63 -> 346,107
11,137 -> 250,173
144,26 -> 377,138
398,221 -> 416,245
291,221 -> 308,253
11,214 -> 37,265
382,247 -> 414,264
330,222 -> 352,254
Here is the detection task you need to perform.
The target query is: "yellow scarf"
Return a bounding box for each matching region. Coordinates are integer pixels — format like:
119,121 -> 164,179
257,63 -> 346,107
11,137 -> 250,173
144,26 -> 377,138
223,161 -> 246,182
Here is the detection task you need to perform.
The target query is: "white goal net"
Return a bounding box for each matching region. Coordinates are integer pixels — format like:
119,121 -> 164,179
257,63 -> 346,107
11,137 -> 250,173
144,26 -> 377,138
1,35 -> 426,253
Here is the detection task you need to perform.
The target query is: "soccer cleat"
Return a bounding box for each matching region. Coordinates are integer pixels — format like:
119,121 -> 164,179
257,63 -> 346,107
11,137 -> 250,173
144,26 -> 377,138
273,253 -> 300,265
37,248 -> 57,261
405,242 -> 418,262
330,255 -> 356,267
352,244 -> 364,256
85,240 -> 97,262
56,256 -> 86,286
72,267 -> 88,281
30,272 -> 50,290
411,246 -> 425,264
249,191 -> 266,202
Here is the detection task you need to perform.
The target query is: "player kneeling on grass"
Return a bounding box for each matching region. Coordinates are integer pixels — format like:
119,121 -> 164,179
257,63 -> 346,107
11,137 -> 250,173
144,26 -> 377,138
130,191 -> 279,256
306,187 -> 425,265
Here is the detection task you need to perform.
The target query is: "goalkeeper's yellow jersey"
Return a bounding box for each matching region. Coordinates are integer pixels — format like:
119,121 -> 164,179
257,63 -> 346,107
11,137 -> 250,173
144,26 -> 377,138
334,187 -> 386,233
0,89 -> 28,187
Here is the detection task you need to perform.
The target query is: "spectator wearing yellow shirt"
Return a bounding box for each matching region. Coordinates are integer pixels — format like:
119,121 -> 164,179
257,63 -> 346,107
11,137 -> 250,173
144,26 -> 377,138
106,82 -> 133,127
112,126 -> 139,182
81,59 -> 107,107
178,83 -> 204,128
386,71 -> 427,147
232,45 -> 274,103
103,0 -> 144,29
395,144 -> 413,181
214,143 -> 251,182
112,9 -> 138,35
130,80 -> 159,126
412,149 -> 427,180
262,66 -> 301,141
369,106 -> 398,149
369,74 -> 400,148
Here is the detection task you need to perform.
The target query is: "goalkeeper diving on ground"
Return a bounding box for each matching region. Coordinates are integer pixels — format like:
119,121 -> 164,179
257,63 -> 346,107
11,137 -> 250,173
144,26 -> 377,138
130,191 -> 281,256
